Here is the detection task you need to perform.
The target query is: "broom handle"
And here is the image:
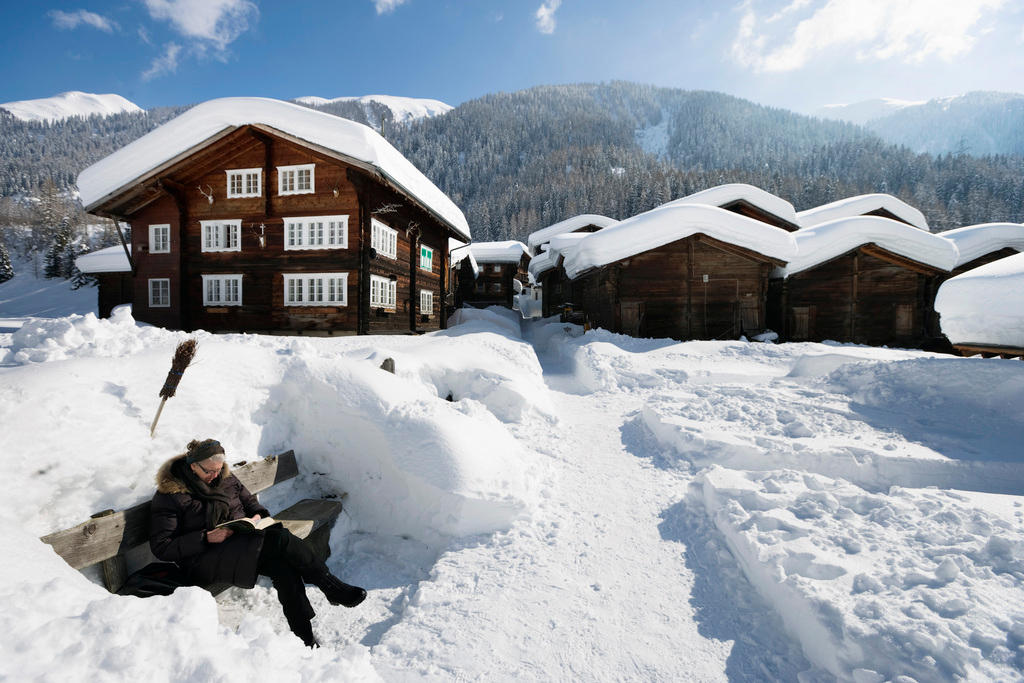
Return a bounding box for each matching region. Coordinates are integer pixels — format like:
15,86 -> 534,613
149,397 -> 168,438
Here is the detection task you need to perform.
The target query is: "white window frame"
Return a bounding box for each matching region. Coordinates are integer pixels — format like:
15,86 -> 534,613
283,272 -> 348,307
277,163 -> 315,196
419,244 -> 434,272
149,224 -> 170,254
201,274 -> 243,306
226,168 -> 262,199
371,219 -> 398,259
283,215 -> 348,251
492,264 -> 502,273
149,278 -> 170,308
420,289 -> 434,316
370,274 -> 397,309
201,220 -> 241,253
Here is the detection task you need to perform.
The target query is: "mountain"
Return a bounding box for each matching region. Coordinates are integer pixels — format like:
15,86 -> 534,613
293,95 -> 452,127
0,91 -> 143,123
814,98 -> 926,126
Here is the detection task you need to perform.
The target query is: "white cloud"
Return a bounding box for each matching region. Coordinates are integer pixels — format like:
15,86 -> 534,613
141,42 -> 182,81
373,0 -> 409,14
536,0 -> 562,35
732,0 -> 1007,72
49,9 -> 118,32
142,0 -> 258,44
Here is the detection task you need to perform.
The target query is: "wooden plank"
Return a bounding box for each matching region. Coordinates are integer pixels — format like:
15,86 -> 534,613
41,451 -> 299,570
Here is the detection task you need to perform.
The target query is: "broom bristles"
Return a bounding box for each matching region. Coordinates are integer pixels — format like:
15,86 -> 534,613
159,338 -> 197,399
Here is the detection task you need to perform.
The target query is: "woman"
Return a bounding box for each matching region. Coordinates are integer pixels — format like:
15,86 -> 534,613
149,438 -> 365,647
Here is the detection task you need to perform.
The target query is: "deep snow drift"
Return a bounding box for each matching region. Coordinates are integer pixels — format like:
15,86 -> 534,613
2,286 -> 1024,681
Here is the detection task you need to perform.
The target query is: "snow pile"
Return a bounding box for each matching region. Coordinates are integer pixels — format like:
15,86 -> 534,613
561,203 -> 797,279
778,215 -> 957,276
0,91 -> 142,123
76,97 -> 469,240
660,183 -> 799,228
526,214 -> 618,254
940,222 -> 1024,268
75,244 -> 131,273
935,252 -> 1024,347
690,466 -> 1024,681
797,193 -> 929,231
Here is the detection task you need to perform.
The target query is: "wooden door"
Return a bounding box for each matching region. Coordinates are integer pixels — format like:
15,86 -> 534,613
620,301 -> 644,337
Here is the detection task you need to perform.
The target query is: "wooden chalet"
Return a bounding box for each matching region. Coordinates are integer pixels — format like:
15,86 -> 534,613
797,194 -> 929,231
660,184 -> 802,232
557,204 -> 796,339
76,98 -> 470,335
770,216 -> 957,348
75,245 -> 133,318
451,241 -> 530,309
940,223 -> 1024,276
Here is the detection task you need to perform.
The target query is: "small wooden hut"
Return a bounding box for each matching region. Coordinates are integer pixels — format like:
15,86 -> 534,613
451,241 -> 530,309
936,252 -> 1024,358
74,245 -> 133,318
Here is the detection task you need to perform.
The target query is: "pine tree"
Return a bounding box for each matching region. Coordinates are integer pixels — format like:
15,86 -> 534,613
0,242 -> 14,283
45,216 -> 74,279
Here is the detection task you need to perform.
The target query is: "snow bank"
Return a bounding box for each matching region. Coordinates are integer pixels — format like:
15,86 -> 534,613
660,183 -> 799,227
797,194 -> 929,232
778,216 -> 957,276
691,466 -> 1024,681
526,214 -> 618,253
76,97 -> 469,240
935,252 -> 1024,347
940,222 -> 1024,268
561,203 -> 797,279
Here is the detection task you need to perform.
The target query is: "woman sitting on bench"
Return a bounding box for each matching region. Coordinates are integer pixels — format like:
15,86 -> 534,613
149,438 -> 365,647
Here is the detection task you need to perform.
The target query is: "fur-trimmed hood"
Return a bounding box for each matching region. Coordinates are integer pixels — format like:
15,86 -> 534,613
155,453 -> 232,494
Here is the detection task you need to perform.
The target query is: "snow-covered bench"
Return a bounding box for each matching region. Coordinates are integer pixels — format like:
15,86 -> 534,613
40,450 -> 344,594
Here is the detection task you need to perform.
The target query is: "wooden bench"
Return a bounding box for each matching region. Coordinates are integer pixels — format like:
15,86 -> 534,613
40,450 -> 344,594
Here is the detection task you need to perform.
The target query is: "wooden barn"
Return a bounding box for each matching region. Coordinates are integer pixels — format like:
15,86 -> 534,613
451,241 -> 530,309
770,216 -> 957,348
527,214 -> 618,256
529,233 -> 590,319
939,223 -> 1024,276
74,245 -> 133,318
556,204 -> 796,339
76,97 -> 470,335
797,193 -> 929,231
659,183 -> 802,232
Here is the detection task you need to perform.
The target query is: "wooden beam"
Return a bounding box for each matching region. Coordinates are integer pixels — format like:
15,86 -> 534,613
860,243 -> 946,276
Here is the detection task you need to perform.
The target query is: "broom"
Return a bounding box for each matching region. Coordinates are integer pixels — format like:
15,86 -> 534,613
149,338 -> 197,438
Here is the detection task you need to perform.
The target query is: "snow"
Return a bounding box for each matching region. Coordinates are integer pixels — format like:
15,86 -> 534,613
75,244 -> 131,273
3,269 -> 1024,682
526,214 -> 618,254
450,240 -> 528,265
293,95 -> 453,125
778,215 -> 958,276
527,232 -> 589,281
76,97 -> 469,241
935,252 -> 1024,347
660,183 -> 799,227
797,194 -> 930,232
561,203 -> 797,279
0,91 -> 142,123
939,222 -> 1024,268
814,98 -> 927,125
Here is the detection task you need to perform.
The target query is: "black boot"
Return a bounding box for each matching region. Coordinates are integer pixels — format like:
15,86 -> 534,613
289,615 -> 320,648
314,572 -> 367,607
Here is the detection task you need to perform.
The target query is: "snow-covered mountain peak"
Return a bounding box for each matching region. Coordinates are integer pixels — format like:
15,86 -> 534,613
293,94 -> 453,125
814,97 -> 927,125
0,91 -> 143,123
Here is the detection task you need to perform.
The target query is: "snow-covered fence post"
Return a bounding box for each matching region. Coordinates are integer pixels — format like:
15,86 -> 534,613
149,338 -> 197,438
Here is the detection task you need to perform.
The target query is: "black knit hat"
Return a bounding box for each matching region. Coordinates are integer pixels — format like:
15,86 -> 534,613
185,439 -> 225,464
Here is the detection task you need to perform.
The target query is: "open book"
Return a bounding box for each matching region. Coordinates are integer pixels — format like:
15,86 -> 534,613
214,516 -> 281,534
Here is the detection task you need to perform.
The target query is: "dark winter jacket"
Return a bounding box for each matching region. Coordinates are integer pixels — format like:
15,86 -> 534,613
149,454 -> 271,589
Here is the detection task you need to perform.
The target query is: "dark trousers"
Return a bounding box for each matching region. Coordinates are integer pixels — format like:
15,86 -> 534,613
256,526 -> 327,641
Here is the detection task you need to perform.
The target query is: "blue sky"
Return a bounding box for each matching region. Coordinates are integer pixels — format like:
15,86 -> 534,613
3,0 -> 1024,113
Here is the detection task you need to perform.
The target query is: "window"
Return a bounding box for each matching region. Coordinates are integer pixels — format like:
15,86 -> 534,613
419,245 -> 434,272
420,290 -> 434,316
149,279 -> 170,307
370,275 -> 397,309
201,220 -> 241,252
492,264 -> 502,273
278,164 -> 315,196
283,215 -> 348,250
202,274 -> 242,306
371,219 -> 398,259
283,273 -> 348,306
149,224 -> 170,253
490,283 -> 502,294
226,168 -> 262,198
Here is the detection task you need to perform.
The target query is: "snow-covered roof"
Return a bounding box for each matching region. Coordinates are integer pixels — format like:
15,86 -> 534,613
75,245 -> 131,273
452,241 -> 529,265
659,184 -> 799,228
778,216 -> 958,277
935,252 -> 1024,347
528,233 -> 590,280
939,223 -> 1024,268
450,244 -> 480,277
797,194 -> 928,231
527,214 -> 618,253
561,204 -> 797,280
77,97 -> 470,240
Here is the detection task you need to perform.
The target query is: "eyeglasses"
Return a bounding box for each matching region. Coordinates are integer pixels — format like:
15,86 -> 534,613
195,461 -> 222,476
